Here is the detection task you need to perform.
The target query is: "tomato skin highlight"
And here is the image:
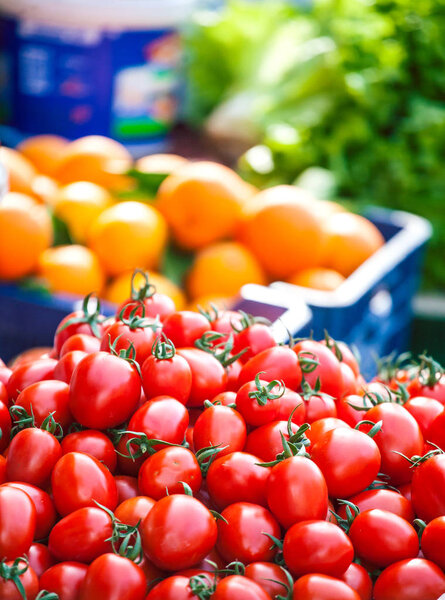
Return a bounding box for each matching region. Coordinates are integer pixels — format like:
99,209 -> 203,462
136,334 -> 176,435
310,427 -> 381,498
420,516 -> 445,570
0,486 -> 36,560
292,573 -> 361,600
114,495 -> 155,528
6,428 -> 62,488
138,446 -> 202,499
78,553 -> 147,600
336,489 -> 414,523
15,379 -> 71,428
7,358 -> 57,401
141,352 -> 192,405
348,508 -> 419,568
373,558 -> 445,600
238,346 -> 302,391
213,575 -> 272,600
69,352 -> 141,429
216,501 -> 281,564
193,404 -> 247,458
339,563 -> 372,600
51,452 -> 118,516
283,519 -> 354,578
27,542 -> 55,577
39,561 -> 88,600
61,429 -> 117,473
267,456 -> 328,529
141,494 -> 218,571
364,402 -> 423,485
2,482 -> 56,540
412,454 -> 445,522
48,507 -> 113,563
206,451 -> 270,510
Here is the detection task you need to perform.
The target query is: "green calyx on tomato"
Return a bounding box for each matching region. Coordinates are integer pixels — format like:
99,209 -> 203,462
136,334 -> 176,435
331,500 -> 361,534
108,336 -> 142,376
10,406 -> 63,440
195,331 -> 247,368
129,269 -> 157,302
248,372 -> 285,407
115,430 -> 184,461
151,334 -> 176,360
94,501 -> 143,563
0,557 -> 30,600
195,444 -> 227,477
117,302 -> 161,332
56,292 -> 105,339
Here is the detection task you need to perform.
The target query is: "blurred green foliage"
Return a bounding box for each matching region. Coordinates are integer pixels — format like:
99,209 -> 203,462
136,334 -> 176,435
184,0 -> 445,288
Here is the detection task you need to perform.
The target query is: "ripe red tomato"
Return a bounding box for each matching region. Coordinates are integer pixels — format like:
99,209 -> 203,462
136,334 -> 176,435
0,560 -> 38,600
141,346 -> 192,405
49,507 -> 112,563
53,302 -> 106,357
364,402 -> 424,485
138,446 -> 202,499
216,502 -> 280,563
232,323 -> 276,364
349,509 -> 418,568
114,476 -> 139,503
51,452 -> 118,516
305,417 -> 350,447
69,352 -> 141,429
27,542 -> 55,577
420,516 -> 445,570
118,291 -> 175,322
0,381 -> 7,407
412,454 -> 445,521
177,348 -> 228,407
128,396 -> 189,449
79,554 -> 147,600
53,350 -> 88,384
305,393 -> 337,422
267,456 -> 328,529
404,396 -> 443,436
425,410 -> 445,450
340,362 -> 359,396
146,575 -> 209,600
206,452 -> 270,510
193,404 -> 247,458
3,482 -> 56,540
292,573 -> 360,600
14,379 -> 71,428
61,429 -> 117,473
39,561 -> 88,600
162,311 -> 210,348
235,378 -> 282,427
244,562 -> 290,599
7,358 -> 57,401
213,575 -> 272,600
407,374 -> 445,405
238,346 -> 302,391
284,519 -> 353,577
100,318 -> 160,365
6,427 -> 62,487
339,563 -> 372,600
141,495 -> 217,571
373,558 -> 445,600
311,428 -> 381,498
244,420 -> 299,462
211,391 -> 237,406
275,389 -> 306,424
336,394 -> 373,427
0,456 -> 6,484
60,334 -> 101,356
293,340 -> 343,398
337,489 -> 414,523
114,496 -> 155,528
323,338 -> 360,378
0,399 -> 11,452
0,486 -> 35,559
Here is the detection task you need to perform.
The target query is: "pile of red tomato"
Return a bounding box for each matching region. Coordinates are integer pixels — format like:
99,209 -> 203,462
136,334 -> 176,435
1,274 -> 445,600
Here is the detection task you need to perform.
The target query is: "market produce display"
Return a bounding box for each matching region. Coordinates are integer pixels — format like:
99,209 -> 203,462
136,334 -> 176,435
0,277 -> 444,598
0,134 -> 385,310
184,0 -> 445,288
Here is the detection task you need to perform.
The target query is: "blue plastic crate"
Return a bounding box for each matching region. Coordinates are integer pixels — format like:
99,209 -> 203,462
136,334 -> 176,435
0,207 -> 431,379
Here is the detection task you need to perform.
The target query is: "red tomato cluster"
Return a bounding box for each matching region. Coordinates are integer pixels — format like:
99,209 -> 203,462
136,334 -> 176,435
1,285 -> 445,600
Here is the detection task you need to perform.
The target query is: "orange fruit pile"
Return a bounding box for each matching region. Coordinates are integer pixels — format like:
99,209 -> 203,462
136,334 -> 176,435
0,134 -> 385,307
